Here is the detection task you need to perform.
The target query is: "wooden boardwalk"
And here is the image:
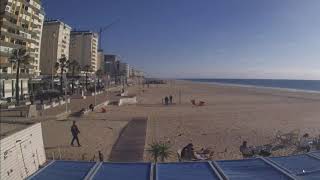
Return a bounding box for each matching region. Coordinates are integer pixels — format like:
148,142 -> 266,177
109,117 -> 147,162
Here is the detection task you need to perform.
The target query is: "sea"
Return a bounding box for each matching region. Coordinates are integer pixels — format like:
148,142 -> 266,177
186,79 -> 320,93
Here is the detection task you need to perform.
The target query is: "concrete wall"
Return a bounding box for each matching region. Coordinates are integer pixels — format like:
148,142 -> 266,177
0,123 -> 46,180
118,96 -> 137,106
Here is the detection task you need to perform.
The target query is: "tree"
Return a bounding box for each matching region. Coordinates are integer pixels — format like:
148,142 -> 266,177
158,141 -> 172,162
55,55 -> 69,94
9,48 -> 31,106
82,65 -> 92,91
147,142 -> 161,163
147,141 -> 171,162
69,60 -> 80,94
95,69 -> 104,89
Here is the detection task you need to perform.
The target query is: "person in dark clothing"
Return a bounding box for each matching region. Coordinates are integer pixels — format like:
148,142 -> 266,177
181,143 -> 195,160
71,121 -> 81,147
240,141 -> 253,158
169,95 -> 173,104
89,104 -> 94,111
164,96 -> 169,105
98,151 -> 104,162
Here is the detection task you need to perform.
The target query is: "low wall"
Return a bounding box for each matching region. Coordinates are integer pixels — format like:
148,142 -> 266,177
118,96 -> 137,106
0,123 -> 46,180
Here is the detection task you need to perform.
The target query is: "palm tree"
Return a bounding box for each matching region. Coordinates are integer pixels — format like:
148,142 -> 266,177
69,60 -> 80,94
82,65 -> 92,91
158,141 -> 172,162
147,142 -> 161,163
55,55 -> 69,94
9,48 -> 31,105
95,69 -> 104,89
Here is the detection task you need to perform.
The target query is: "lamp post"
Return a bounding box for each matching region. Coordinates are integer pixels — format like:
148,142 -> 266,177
64,76 -> 68,113
94,76 -> 97,106
51,32 -> 56,89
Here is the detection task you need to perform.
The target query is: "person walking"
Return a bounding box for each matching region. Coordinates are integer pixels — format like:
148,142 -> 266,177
89,104 -> 94,111
164,96 -> 169,105
98,151 -> 104,161
71,121 -> 81,147
169,95 -> 173,104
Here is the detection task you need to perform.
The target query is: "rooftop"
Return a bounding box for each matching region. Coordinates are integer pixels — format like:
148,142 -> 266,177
27,152 -> 320,180
0,122 -> 34,139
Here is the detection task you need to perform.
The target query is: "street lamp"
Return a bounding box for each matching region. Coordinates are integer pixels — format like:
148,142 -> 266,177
51,32 -> 56,89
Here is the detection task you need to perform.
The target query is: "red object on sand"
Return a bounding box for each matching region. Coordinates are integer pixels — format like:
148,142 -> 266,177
198,101 -> 205,106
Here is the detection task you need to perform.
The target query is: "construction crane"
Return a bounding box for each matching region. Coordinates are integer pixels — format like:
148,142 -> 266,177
98,19 -> 120,50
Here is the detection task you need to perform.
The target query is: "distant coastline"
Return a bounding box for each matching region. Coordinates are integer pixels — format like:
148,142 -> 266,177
184,79 -> 320,93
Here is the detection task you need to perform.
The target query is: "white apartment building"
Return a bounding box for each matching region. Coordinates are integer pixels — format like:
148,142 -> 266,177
69,31 -> 99,72
119,62 -> 130,78
0,0 -> 45,98
40,20 -> 71,75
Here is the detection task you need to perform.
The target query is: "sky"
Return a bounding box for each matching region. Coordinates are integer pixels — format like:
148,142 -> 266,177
43,0 -> 320,79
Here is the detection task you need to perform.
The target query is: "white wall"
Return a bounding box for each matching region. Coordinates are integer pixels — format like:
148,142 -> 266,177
0,123 -> 46,180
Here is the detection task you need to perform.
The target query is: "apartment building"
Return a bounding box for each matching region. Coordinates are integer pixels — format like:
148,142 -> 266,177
119,62 -> 130,78
0,0 -> 45,98
40,20 -> 71,75
97,49 -> 104,72
69,31 -> 99,72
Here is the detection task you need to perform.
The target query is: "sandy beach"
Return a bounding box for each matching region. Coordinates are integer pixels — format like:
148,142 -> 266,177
41,80 -> 320,162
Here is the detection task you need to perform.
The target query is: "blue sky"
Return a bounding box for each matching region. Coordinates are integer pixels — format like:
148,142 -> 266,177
44,0 -> 320,79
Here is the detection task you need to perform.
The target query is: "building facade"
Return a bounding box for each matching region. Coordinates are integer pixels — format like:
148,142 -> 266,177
40,20 -> 71,75
0,0 -> 45,98
119,62 -> 130,78
97,49 -> 104,72
69,31 -> 99,72
104,54 -> 120,79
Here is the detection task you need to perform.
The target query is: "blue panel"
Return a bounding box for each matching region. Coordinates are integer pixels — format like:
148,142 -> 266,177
92,163 -> 151,180
297,170 -> 320,180
269,154 -> 320,174
156,162 -> 221,180
29,161 -> 95,180
311,151 -> 320,158
216,158 -> 292,180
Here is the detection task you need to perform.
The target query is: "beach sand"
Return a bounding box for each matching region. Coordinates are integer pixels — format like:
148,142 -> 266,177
41,80 -> 320,162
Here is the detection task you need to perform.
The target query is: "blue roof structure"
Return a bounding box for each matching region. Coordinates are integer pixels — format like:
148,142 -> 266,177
27,161 -> 96,180
91,162 -> 151,180
267,153 -> 320,180
214,158 -> 295,180
155,162 -> 222,180
27,151 -> 320,180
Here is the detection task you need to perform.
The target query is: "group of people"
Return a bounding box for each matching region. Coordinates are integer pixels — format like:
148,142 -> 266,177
163,95 -> 173,105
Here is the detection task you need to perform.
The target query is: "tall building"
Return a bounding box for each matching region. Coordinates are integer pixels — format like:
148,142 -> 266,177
40,20 -> 71,75
0,0 -> 45,98
104,54 -> 120,78
97,49 -> 104,72
119,62 -> 130,78
69,31 -> 99,72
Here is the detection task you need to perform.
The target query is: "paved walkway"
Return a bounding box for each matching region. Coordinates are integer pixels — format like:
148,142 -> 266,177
109,117 -> 148,162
